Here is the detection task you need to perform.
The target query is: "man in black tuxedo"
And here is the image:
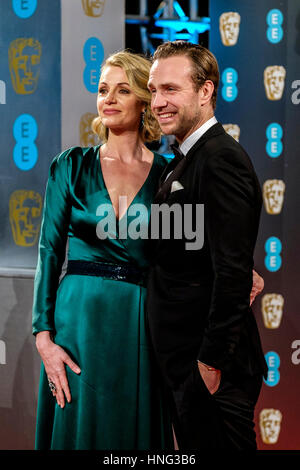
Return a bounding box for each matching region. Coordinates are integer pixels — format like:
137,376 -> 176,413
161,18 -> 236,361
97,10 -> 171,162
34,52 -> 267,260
146,41 -> 268,450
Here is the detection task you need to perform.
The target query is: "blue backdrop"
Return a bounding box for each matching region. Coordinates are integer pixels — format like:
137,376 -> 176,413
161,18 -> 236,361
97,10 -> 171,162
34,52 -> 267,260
210,0 -> 300,450
0,0 -> 61,269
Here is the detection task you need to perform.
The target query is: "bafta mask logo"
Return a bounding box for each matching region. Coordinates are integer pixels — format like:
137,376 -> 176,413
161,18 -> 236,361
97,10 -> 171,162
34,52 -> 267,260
79,113 -> 99,147
219,12 -> 241,46
9,190 -> 42,247
223,124 -> 240,142
9,38 -> 42,95
259,409 -> 282,444
81,0 -> 105,17
264,66 -> 286,100
262,294 -> 284,329
263,179 -> 285,215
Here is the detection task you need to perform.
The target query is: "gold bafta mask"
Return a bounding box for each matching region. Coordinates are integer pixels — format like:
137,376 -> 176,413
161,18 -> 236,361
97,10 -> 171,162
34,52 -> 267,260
81,0 -> 105,17
264,66 -> 286,100
9,190 -> 42,247
223,124 -> 240,142
9,38 -> 42,95
259,409 -> 282,444
79,113 -> 99,147
263,179 -> 285,214
262,294 -> 284,329
219,12 -> 241,46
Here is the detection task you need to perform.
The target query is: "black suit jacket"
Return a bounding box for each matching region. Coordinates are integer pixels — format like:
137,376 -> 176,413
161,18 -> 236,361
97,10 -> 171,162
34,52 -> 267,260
147,123 -> 268,389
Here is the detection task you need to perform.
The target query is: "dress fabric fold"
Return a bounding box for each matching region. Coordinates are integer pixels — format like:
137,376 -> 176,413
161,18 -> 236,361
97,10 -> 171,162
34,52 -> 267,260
32,146 -> 173,450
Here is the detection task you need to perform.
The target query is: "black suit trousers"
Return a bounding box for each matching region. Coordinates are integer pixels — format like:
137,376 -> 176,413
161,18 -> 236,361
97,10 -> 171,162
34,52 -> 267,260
171,362 -> 262,450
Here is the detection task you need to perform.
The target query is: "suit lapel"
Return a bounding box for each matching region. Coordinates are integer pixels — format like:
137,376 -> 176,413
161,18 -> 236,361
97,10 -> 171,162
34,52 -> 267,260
154,153 -> 190,203
157,151 -> 182,188
154,123 -> 225,203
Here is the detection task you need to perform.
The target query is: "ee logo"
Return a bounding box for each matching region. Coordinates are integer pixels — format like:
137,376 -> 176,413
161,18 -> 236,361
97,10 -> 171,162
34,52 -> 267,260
83,37 -> 104,93
13,114 -> 38,171
265,236 -> 282,272
266,123 -> 283,158
221,68 -> 238,102
267,9 -> 284,44
264,351 -> 280,387
12,0 -> 37,18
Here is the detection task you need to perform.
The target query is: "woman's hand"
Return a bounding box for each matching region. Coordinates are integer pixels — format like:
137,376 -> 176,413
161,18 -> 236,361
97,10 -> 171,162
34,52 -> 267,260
197,361 -> 221,395
250,269 -> 264,306
36,331 -> 81,408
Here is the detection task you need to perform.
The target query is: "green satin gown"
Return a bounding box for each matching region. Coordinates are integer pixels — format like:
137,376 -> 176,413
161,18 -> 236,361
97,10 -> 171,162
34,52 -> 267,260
32,146 -> 173,450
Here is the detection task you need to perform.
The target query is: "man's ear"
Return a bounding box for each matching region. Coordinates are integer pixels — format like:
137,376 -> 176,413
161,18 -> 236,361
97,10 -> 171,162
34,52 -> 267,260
199,80 -> 214,106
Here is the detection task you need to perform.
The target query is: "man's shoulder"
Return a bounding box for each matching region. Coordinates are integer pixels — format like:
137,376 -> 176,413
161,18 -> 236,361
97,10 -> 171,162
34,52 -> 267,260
188,122 -> 243,157
187,129 -> 256,180
204,126 -> 243,152
199,128 -> 251,163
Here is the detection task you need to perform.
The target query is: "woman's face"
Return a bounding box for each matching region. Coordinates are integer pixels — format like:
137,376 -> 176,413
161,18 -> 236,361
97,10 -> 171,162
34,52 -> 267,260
97,65 -> 145,135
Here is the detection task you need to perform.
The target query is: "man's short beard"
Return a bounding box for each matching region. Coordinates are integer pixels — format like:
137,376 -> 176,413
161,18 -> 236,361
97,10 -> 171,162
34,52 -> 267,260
171,108 -> 202,140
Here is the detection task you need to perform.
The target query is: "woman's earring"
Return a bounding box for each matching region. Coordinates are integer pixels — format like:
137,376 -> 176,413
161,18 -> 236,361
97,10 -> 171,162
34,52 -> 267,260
140,111 -> 145,127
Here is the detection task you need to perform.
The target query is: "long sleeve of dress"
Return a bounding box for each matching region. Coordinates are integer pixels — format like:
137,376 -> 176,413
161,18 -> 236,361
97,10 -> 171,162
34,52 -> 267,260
32,150 -> 71,335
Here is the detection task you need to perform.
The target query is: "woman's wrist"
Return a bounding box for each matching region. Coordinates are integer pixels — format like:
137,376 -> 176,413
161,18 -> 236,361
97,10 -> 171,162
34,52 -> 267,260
36,330 -> 53,351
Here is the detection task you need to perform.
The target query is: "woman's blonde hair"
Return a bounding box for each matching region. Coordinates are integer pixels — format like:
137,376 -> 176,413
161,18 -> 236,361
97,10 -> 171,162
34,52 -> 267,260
92,50 -> 161,143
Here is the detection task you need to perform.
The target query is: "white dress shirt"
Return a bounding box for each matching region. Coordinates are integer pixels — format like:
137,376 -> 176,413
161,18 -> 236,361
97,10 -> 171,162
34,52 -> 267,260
164,116 -> 218,182
179,116 -> 218,155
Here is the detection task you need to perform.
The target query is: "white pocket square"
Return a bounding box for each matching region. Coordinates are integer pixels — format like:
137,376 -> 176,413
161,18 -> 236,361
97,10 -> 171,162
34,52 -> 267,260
170,181 -> 184,193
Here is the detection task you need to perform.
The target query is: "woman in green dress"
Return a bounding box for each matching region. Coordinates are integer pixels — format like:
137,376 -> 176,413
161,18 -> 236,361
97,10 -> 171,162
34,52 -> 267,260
32,51 -> 174,450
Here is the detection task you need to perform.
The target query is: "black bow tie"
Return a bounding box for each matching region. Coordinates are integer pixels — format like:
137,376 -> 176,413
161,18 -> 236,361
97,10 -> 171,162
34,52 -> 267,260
170,144 -> 185,163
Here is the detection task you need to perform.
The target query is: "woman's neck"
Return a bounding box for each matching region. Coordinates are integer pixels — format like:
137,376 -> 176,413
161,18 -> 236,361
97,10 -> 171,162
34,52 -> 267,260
101,130 -> 146,164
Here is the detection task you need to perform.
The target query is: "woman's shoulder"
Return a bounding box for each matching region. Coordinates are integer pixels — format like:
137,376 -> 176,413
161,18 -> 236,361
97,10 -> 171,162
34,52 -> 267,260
49,146 -> 98,176
52,145 -> 98,164
153,151 -> 173,169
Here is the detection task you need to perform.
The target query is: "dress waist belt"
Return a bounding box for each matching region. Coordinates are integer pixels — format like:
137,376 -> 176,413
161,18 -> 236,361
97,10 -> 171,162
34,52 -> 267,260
66,260 -> 148,287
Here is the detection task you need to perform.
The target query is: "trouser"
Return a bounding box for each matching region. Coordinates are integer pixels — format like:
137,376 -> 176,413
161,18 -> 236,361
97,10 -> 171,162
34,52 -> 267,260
171,361 -> 263,450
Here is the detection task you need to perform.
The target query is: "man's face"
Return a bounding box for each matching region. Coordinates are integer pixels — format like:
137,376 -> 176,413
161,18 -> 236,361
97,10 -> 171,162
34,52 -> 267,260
148,56 -> 204,143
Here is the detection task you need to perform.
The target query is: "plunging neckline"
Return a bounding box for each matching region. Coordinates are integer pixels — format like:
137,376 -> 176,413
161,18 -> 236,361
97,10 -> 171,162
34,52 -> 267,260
97,145 -> 156,223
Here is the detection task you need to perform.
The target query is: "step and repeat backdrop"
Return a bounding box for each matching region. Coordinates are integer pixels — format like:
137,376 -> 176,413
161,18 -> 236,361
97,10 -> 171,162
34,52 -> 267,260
0,0 -> 299,451
0,0 -> 124,272
210,0 -> 300,450
0,0 -> 124,449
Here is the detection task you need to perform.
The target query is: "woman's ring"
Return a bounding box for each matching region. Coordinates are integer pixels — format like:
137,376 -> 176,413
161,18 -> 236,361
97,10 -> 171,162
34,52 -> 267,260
48,379 -> 57,393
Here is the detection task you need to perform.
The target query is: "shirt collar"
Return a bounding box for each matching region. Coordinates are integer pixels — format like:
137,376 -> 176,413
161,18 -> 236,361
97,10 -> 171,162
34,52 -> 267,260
179,116 -> 218,156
